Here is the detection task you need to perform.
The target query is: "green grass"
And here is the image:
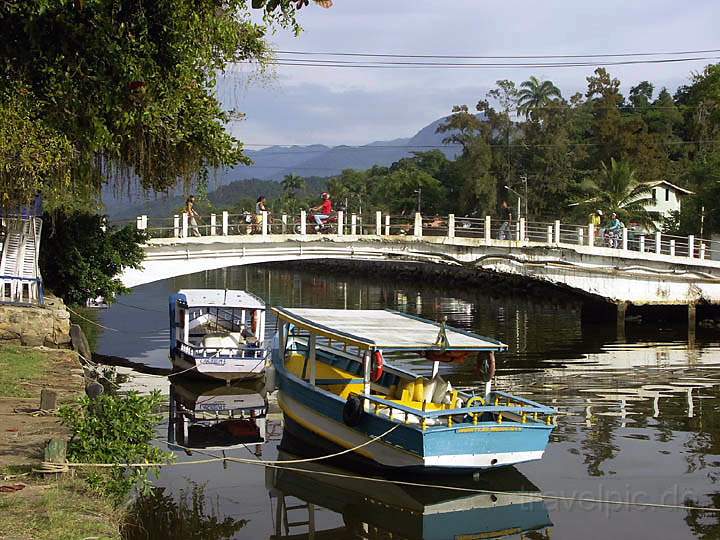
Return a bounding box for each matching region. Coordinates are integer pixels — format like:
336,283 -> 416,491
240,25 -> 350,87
0,345 -> 47,397
0,476 -> 121,540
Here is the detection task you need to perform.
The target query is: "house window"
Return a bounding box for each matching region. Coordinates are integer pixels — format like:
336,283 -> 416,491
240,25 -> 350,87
665,188 -> 670,202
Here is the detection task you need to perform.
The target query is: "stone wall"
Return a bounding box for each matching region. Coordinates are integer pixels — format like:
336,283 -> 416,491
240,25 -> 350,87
0,295 -> 71,347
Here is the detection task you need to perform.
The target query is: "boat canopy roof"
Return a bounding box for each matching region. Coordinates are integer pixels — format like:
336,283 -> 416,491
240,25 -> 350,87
273,307 -> 507,351
176,289 -> 265,310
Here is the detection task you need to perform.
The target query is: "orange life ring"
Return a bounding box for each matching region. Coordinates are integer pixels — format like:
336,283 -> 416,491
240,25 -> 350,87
371,350 -> 384,382
476,351 -> 496,381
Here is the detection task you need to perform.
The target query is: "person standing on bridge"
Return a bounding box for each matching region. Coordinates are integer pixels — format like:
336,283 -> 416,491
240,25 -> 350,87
254,196 -> 270,233
185,195 -> 202,237
498,200 -> 512,240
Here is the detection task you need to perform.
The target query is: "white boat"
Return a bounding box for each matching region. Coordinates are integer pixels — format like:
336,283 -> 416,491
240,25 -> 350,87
169,289 -> 268,382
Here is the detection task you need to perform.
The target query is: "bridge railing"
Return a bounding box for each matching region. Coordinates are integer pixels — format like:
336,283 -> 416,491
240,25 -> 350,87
129,211 -> 720,264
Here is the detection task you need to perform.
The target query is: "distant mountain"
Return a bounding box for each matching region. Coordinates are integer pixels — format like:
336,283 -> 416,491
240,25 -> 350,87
104,114 -> 467,217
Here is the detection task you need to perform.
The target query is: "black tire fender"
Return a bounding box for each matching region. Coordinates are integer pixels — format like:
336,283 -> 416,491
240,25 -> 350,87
342,395 -> 364,427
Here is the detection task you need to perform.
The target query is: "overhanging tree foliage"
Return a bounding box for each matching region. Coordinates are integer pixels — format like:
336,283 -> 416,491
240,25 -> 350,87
0,0 -> 329,210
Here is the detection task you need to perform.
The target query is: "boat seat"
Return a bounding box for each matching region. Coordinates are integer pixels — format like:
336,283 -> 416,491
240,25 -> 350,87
202,333 -> 241,349
285,352 -> 363,399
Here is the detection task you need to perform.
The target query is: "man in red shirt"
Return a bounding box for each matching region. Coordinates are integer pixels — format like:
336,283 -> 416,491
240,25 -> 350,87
311,192 -> 333,230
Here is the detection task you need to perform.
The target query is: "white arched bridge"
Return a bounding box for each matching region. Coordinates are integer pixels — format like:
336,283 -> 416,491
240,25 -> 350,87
121,211 -> 720,323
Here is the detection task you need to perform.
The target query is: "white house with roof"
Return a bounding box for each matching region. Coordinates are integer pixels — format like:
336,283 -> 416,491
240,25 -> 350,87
643,180 -> 694,219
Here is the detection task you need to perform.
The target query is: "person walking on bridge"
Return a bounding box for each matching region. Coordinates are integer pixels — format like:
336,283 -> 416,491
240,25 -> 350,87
185,195 -> 202,237
254,195 -> 270,233
498,200 -> 512,240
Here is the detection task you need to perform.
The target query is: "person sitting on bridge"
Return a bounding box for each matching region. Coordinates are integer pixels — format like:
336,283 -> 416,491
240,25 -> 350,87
311,192 -> 333,231
498,200 -> 512,240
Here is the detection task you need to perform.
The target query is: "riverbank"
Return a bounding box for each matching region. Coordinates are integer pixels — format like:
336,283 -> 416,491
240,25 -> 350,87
0,344 -> 122,539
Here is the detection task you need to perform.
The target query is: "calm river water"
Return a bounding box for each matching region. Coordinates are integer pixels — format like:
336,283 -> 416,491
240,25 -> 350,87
94,264 -> 720,540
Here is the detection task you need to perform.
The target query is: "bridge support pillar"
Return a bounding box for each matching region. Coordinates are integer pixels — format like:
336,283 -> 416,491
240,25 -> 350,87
376,211 -> 382,236
300,210 -> 307,236
222,211 -> 229,236
655,232 -> 662,254
337,211 -> 344,236
181,212 -> 188,238
484,216 -> 491,242
688,235 -> 695,258
210,214 -> 216,236
588,223 -> 595,247
554,220 -> 561,245
173,214 -> 180,238
639,235 -> 645,253
281,214 -> 287,234
261,211 -> 268,237
384,215 -> 390,236
351,213 -> 357,236
448,214 -> 455,238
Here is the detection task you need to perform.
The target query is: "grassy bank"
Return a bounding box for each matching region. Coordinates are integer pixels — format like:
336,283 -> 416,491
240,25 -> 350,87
0,345 -> 48,397
0,344 -> 123,539
0,473 -> 121,540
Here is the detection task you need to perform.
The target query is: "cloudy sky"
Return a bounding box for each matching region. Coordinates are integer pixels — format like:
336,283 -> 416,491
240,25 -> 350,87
220,0 -> 720,147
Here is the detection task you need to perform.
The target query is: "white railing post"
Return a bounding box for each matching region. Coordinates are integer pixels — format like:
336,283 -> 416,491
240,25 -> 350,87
655,231 -> 662,254
222,211 -> 229,236
337,210 -> 344,237
300,210 -> 307,236
136,216 -> 142,230
484,215 -> 491,242
515,221 -> 520,241
281,213 -> 287,234
448,214 -> 455,238
375,211 -> 382,236
351,213 -> 357,236
181,212 -> 188,238
688,235 -> 695,258
577,227 -> 584,245
588,223 -> 595,247
554,220 -> 561,245
547,225 -> 553,244
173,214 -> 180,238
519,217 -> 525,242
622,228 -> 628,251
700,243 -> 707,260
639,235 -> 645,253
384,215 -> 390,236
142,215 -> 148,230
670,239 -> 676,257
414,213 -> 422,238
261,211 -> 268,237
210,213 -> 217,236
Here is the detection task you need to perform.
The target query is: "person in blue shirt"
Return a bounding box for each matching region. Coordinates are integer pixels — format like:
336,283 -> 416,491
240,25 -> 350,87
605,212 -> 624,248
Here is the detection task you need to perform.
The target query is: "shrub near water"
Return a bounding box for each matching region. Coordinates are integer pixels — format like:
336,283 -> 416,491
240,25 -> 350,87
59,391 -> 172,503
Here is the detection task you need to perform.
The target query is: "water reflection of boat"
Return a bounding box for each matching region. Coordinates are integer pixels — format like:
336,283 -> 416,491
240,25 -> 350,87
167,379 -> 267,452
266,434 -> 552,540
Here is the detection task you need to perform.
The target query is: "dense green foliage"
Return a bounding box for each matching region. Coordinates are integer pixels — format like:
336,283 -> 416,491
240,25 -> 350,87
40,212 -> 145,304
302,65 -> 720,233
59,391 -> 171,504
0,0 -> 326,210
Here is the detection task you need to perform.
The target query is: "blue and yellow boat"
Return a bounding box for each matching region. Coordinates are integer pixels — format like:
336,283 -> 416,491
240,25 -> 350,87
271,308 -> 556,472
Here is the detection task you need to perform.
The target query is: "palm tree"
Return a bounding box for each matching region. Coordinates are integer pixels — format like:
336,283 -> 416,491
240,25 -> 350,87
517,76 -> 562,118
586,158 -> 658,230
281,173 -> 305,196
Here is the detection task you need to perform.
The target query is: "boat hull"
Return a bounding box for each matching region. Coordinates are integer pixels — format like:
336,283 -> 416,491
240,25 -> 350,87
171,351 -> 265,383
276,368 -> 553,472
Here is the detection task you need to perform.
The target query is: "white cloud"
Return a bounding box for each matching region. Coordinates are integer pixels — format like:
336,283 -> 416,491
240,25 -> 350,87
221,0 -> 720,145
